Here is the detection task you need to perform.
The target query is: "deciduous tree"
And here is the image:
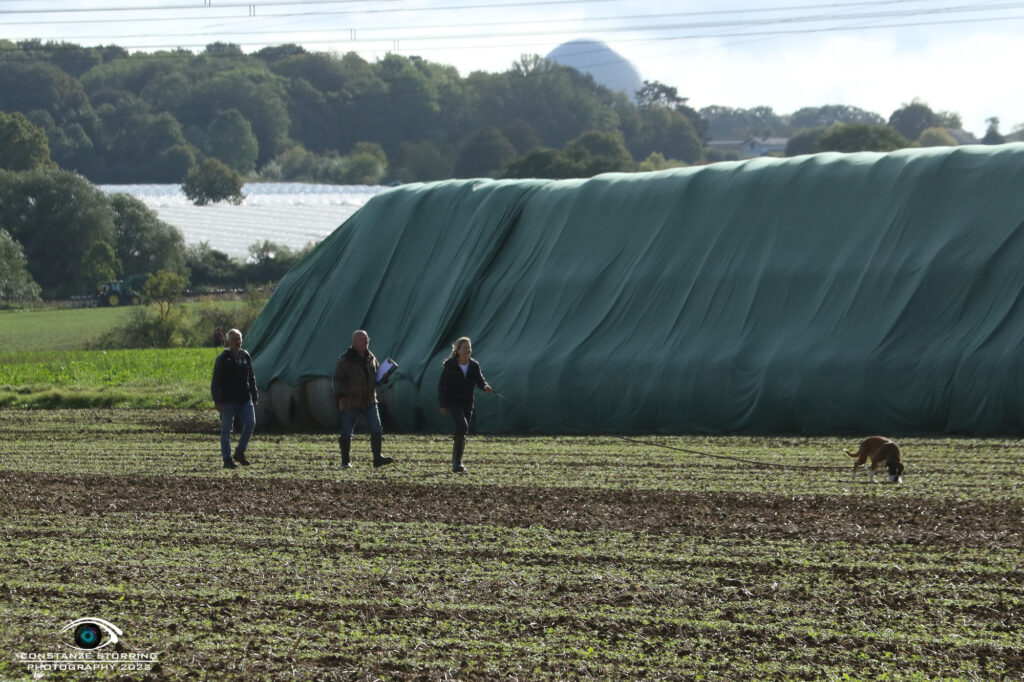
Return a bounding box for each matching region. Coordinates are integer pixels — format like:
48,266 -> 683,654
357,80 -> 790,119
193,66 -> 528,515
817,123 -> 908,153
143,269 -> 187,321
918,127 -> 958,147
454,128 -> 517,178
207,109 -> 258,174
888,100 -> 939,142
109,193 -> 188,277
0,111 -> 55,171
182,158 -> 245,206
0,228 -> 41,304
0,168 -> 117,297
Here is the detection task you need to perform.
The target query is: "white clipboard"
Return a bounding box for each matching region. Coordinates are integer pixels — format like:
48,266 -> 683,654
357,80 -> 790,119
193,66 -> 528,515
376,358 -> 398,383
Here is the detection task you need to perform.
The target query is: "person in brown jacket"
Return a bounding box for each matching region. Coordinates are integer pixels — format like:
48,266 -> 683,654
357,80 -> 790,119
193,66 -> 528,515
333,329 -> 393,468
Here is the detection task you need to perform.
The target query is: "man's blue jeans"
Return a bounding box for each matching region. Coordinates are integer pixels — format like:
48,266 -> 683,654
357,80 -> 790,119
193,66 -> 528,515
220,401 -> 255,463
338,404 -> 383,438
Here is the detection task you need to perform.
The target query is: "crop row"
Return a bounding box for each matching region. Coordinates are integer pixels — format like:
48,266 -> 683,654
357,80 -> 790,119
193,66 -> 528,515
1,409 -> 1022,679
2,512 -> 1021,680
1,409 -> 1022,501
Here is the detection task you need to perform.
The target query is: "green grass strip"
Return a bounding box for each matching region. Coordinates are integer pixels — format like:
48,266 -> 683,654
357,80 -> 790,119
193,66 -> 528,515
0,348 -> 219,408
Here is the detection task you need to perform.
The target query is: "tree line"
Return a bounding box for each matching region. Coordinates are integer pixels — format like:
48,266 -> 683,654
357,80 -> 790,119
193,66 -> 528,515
1,38 -> 1021,302
4,39 -> 1018,186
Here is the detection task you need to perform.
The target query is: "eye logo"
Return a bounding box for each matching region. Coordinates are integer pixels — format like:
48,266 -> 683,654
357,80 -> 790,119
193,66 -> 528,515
58,618 -> 122,651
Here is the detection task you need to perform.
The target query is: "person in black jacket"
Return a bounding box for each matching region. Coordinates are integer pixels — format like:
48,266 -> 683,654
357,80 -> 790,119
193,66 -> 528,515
211,328 -> 259,469
438,336 -> 491,473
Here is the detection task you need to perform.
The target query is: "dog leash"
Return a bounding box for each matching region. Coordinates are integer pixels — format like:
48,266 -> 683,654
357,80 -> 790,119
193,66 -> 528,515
376,371 -> 847,471
491,390 -> 850,471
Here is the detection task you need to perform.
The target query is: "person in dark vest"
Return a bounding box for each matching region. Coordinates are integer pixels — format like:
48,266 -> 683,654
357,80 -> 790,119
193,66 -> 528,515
211,328 -> 259,469
438,336 -> 492,473
333,329 -> 394,469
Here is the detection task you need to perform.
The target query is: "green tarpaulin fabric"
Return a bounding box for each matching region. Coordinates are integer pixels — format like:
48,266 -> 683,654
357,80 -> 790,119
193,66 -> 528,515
247,144 -> 1024,434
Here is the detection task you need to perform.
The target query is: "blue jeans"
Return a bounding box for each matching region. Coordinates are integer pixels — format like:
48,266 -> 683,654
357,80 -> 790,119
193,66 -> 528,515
220,401 -> 255,462
338,404 -> 383,438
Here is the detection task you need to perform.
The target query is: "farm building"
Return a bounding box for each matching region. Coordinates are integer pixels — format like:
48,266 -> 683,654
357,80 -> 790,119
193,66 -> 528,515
247,144 -> 1024,435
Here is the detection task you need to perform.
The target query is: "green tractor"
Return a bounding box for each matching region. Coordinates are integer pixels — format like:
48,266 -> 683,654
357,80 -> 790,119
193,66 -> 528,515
96,280 -> 141,307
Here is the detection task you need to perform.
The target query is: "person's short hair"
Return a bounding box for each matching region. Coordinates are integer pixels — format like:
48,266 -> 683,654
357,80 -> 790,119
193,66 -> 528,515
227,328 -> 242,342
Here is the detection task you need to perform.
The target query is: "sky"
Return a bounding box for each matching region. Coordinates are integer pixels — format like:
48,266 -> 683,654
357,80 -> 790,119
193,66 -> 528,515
3,0 -> 1024,138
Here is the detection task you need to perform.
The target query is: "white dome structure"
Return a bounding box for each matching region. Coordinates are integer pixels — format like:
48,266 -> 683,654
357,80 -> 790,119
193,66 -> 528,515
545,39 -> 643,99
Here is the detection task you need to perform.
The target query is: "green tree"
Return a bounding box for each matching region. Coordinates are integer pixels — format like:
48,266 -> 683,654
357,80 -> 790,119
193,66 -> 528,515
93,95 -> 193,182
635,80 -> 707,141
140,70 -> 192,113
936,110 -> 962,130
83,240 -> 121,289
982,117 -> 1006,145
637,152 -> 687,172
785,127 -> 827,156
565,130 -> 635,175
186,242 -> 242,288
816,123 -> 908,153
700,105 -> 784,140
30,112 -> 97,176
207,109 -> 258,174
254,43 -> 307,65
917,127 -> 958,147
0,111 -> 55,171
501,119 -> 543,155
269,51 -> 349,92
503,148 -> 579,179
0,168 -> 117,297
109,193 -> 188,277
244,240 -> 310,283
336,142 -> 388,184
395,141 -> 452,183
14,39 -> 104,78
888,100 -> 940,142
454,128 -> 517,178
502,55 -> 617,149
182,158 -> 245,206
79,50 -> 187,97
0,228 -> 41,304
143,269 -> 187,321
627,106 -> 703,165
636,80 -> 686,110
185,68 -> 291,165
788,105 -> 884,130
0,62 -> 92,122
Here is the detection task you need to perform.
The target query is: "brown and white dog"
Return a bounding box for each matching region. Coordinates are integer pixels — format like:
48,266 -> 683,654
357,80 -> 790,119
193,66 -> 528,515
844,436 -> 904,484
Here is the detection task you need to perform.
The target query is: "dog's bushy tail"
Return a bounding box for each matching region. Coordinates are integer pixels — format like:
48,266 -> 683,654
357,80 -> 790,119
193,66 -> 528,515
843,448 -> 858,458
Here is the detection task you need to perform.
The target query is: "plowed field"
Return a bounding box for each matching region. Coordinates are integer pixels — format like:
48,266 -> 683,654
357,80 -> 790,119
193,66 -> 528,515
2,410 -> 1022,679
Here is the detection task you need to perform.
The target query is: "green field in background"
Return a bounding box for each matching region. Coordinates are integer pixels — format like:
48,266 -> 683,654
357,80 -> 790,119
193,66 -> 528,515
0,300 -> 246,352
0,348 -> 219,408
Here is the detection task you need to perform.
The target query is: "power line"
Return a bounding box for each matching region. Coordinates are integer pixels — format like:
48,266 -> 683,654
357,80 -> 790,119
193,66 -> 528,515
0,0 -> 949,16
12,1 -> 1023,41
17,11 -> 1016,54
1,1 -> 1021,51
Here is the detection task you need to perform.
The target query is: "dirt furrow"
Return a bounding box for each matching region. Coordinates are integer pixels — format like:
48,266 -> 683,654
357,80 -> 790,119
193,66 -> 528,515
2,472 -> 1020,546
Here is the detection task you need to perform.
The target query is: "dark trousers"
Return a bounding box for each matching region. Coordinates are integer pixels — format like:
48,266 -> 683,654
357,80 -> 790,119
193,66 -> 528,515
447,405 -> 472,469
447,405 -> 474,437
